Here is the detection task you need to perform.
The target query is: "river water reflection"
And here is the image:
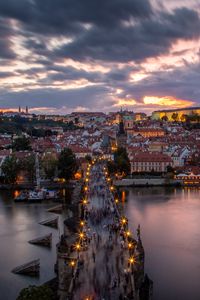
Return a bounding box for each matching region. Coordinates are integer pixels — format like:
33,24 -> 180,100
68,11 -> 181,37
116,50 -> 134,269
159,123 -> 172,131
1,188 -> 200,300
124,187 -> 200,300
0,190 -> 67,300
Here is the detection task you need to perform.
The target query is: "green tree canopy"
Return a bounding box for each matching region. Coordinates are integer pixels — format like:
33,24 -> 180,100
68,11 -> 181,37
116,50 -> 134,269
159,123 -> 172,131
17,285 -> 54,300
171,112 -> 178,122
58,148 -> 78,181
41,153 -> 58,179
161,115 -> 168,122
85,155 -> 92,163
12,136 -> 32,151
1,156 -> 18,184
108,147 -> 131,176
18,155 -> 35,182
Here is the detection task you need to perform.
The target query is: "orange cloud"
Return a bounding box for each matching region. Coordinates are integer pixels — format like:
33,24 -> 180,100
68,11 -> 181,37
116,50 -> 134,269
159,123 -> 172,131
113,98 -> 137,107
143,96 -> 195,108
0,108 -> 18,113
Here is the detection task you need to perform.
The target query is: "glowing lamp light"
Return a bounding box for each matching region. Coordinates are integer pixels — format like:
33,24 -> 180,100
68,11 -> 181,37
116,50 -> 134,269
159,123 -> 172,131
75,243 -> 81,251
126,231 -> 131,237
79,232 -> 85,239
115,198 -> 119,204
128,242 -> 133,249
85,178 -> 89,182
121,217 -> 127,225
80,221 -> 85,227
83,199 -> 88,205
74,172 -> 82,180
84,186 -> 88,192
110,186 -> 114,191
129,256 -> 136,265
70,260 -> 75,267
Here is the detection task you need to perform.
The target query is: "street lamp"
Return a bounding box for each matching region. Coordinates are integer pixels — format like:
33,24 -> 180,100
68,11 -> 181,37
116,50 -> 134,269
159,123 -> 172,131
80,220 -> 85,227
82,199 -> 88,205
128,242 -> 134,250
79,232 -> 85,239
70,260 -> 75,268
129,256 -> 136,270
126,230 -> 131,237
121,217 -> 127,226
69,260 -> 76,276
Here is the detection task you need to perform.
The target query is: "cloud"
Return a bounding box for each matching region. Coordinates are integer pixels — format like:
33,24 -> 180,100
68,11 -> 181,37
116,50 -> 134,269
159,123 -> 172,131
54,7 -> 200,63
0,18 -> 16,59
143,96 -> 194,108
0,1 -> 199,113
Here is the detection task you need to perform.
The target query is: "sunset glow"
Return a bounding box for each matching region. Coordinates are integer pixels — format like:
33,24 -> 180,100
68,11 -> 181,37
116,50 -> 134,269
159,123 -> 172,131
143,96 -> 194,108
0,0 -> 199,113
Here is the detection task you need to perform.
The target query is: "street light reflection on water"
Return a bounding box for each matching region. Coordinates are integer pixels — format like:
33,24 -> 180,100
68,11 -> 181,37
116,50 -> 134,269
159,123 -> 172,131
1,187 -> 200,300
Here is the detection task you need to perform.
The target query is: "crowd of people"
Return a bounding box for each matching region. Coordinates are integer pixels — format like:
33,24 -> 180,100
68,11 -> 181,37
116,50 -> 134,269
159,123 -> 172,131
72,163 -> 135,300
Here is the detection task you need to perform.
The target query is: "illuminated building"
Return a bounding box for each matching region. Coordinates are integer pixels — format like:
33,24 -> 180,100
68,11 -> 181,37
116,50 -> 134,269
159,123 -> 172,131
152,107 -> 200,121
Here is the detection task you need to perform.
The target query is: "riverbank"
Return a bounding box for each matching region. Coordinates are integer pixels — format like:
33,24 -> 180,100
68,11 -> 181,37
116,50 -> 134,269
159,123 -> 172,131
114,178 -> 182,187
0,181 -> 76,190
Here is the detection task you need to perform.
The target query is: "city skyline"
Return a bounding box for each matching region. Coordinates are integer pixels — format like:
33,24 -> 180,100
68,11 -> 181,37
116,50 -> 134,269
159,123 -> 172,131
0,0 -> 200,114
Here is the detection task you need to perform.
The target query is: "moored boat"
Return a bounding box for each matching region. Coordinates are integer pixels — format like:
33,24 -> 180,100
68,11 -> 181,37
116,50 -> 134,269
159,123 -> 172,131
14,191 -> 28,202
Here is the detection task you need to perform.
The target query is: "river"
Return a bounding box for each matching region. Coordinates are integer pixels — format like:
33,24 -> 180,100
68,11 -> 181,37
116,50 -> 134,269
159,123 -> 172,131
0,190 -> 67,300
123,187 -> 200,300
1,188 -> 200,300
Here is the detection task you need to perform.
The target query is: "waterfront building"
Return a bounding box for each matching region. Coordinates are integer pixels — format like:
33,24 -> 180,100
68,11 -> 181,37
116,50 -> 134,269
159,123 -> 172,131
152,107 -> 200,121
131,152 -> 172,173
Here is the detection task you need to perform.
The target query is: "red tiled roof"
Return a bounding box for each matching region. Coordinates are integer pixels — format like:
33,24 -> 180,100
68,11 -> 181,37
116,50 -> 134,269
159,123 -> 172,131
131,152 -> 172,162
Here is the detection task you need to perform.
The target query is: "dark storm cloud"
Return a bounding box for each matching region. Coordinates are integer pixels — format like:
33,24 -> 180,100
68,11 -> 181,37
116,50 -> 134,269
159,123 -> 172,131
45,65 -> 103,83
0,0 -> 152,36
55,7 -> 200,62
0,18 -> 16,59
0,62 -> 200,111
113,63 -> 200,102
0,0 -> 200,111
1,0 -> 198,63
0,85 -> 112,110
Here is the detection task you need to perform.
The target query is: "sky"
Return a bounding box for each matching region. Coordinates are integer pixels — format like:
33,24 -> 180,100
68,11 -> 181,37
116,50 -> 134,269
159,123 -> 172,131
0,0 -> 200,115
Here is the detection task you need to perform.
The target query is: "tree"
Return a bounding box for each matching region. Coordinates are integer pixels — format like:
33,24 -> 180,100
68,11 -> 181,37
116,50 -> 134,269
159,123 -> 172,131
58,148 -> 78,181
17,285 -> 54,300
107,160 -> 117,175
161,115 -> 168,122
18,155 -> 35,183
85,155 -> 92,163
1,156 -> 19,184
41,154 -> 58,179
108,147 -> 131,176
171,112 -> 178,122
12,136 -> 32,151
166,165 -> 174,173
180,114 -> 187,122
